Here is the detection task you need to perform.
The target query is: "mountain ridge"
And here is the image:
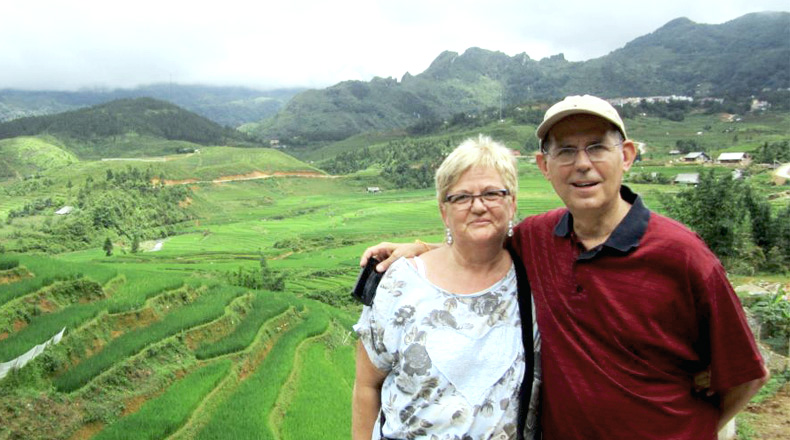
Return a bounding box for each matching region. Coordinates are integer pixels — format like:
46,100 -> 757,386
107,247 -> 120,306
0,84 -> 305,127
254,11 -> 789,144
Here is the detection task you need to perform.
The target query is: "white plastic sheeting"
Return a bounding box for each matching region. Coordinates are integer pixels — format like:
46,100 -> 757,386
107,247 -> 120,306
0,327 -> 65,380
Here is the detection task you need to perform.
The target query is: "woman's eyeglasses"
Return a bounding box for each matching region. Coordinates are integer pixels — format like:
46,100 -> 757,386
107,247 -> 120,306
444,189 -> 510,206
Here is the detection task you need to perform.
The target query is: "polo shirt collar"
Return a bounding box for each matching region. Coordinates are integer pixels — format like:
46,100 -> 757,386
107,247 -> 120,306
554,185 -> 650,259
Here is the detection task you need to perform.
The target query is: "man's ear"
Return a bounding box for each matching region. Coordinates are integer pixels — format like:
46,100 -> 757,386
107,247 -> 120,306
621,140 -> 637,172
536,151 -> 550,179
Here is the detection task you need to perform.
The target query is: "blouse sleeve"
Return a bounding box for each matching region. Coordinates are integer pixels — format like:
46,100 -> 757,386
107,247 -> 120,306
353,261 -> 406,373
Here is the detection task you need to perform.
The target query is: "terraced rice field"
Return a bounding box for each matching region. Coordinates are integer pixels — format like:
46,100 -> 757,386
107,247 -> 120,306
0,165 -> 724,439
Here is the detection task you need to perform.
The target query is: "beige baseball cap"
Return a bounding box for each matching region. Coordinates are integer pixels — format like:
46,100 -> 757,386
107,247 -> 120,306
536,95 -> 627,141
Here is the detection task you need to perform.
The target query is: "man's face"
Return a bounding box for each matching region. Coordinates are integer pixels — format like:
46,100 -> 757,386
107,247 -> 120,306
536,114 -> 636,217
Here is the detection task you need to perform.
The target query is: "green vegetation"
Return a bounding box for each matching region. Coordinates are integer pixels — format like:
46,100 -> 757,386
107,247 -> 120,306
4,165 -> 194,253
745,293 -> 790,353
753,140 -> 790,164
194,307 -> 329,440
0,254 -> 116,308
321,138 -> 455,188
662,170 -> 790,274
93,359 -> 232,440
0,98 -> 259,158
53,284 -> 242,392
280,336 -> 354,439
194,292 -> 290,359
0,137 -> 78,178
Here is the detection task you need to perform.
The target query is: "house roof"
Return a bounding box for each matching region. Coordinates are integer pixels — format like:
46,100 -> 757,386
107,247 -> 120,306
717,152 -> 748,161
683,152 -> 708,159
674,173 -> 700,184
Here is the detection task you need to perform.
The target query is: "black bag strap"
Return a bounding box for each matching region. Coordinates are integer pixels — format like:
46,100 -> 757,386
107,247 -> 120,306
507,244 -> 535,440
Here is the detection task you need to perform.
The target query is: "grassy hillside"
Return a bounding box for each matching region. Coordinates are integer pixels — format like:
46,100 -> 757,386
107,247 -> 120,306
0,146 -> 323,255
0,98 -> 261,159
0,136 -> 78,178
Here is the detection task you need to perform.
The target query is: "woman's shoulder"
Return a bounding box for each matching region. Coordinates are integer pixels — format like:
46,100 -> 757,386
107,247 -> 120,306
373,257 -> 430,311
382,256 -> 416,280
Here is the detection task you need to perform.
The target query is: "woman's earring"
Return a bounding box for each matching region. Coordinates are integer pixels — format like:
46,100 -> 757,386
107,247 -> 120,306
445,228 -> 453,245
507,220 -> 514,238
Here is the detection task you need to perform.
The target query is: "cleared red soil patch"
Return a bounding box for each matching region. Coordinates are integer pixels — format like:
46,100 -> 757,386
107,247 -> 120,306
184,314 -> 237,350
38,298 -> 57,313
238,315 -> 294,380
272,170 -> 329,177
151,177 -> 198,185
110,308 -> 160,334
0,272 -> 27,285
121,394 -> 149,417
157,170 -> 334,186
212,170 -> 271,182
12,319 -> 27,332
68,421 -> 105,440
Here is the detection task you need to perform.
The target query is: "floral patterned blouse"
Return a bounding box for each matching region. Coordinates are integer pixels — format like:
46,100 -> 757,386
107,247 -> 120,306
355,257 -> 525,440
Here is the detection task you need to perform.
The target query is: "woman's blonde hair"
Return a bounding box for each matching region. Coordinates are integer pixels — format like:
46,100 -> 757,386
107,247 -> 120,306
435,134 -> 518,202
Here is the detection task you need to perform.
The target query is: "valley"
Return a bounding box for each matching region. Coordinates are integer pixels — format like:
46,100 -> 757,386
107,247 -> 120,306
0,11 -> 788,436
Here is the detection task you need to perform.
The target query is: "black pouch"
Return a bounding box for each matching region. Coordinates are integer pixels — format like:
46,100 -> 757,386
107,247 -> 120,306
352,257 -> 383,306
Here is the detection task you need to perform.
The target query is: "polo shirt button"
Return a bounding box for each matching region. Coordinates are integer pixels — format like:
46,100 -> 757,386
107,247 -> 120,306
575,285 -> 583,293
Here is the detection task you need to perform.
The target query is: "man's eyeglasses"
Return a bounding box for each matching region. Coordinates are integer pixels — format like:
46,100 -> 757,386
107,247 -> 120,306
444,189 -> 510,206
547,142 -> 622,165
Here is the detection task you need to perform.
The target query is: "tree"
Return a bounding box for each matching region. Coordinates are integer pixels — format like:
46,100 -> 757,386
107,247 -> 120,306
663,172 -> 790,273
675,139 -> 699,154
131,235 -> 140,253
103,237 -> 113,256
753,140 -> 790,164
662,170 -> 746,258
260,254 -> 285,291
775,203 -> 790,265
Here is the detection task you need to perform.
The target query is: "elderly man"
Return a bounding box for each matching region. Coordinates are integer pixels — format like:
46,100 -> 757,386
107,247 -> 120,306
361,95 -> 768,439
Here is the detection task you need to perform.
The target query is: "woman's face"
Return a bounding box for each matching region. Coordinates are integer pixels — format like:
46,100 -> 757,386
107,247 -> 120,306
440,166 -> 516,247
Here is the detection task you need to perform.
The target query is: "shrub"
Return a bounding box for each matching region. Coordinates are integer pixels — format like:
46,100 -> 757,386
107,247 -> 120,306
0,259 -> 19,270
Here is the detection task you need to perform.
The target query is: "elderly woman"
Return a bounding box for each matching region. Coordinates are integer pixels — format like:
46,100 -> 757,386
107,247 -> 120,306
352,135 -> 539,440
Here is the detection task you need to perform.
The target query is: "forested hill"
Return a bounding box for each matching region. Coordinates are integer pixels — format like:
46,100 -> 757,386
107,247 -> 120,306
254,11 -> 789,144
0,98 -> 260,153
0,84 -> 304,127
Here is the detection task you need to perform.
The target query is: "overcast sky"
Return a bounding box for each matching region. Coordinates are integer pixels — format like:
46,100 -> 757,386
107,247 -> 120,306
1,0 -> 787,91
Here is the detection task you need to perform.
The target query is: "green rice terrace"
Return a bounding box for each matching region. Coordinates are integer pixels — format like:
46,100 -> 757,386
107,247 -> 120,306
0,109 -> 788,439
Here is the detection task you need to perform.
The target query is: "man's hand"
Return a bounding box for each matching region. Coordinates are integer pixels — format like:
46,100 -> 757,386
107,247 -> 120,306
360,241 -> 437,272
693,369 -> 714,397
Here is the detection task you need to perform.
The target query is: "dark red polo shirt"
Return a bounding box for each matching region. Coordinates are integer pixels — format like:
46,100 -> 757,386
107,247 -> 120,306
511,186 -> 764,440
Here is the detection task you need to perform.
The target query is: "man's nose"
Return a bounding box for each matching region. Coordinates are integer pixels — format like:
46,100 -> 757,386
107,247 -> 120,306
573,148 -> 594,169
